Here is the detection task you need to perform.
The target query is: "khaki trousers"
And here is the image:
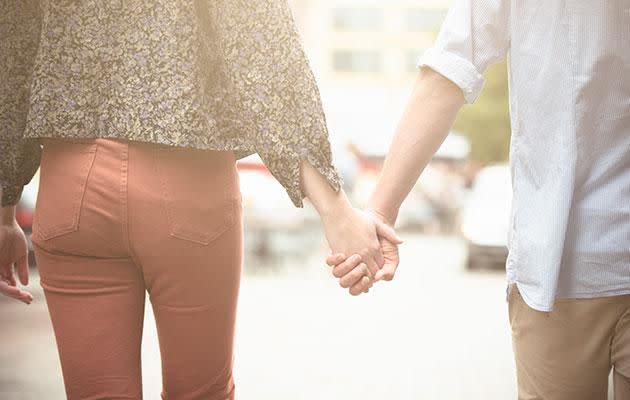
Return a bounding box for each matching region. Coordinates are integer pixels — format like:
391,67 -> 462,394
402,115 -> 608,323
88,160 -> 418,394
509,284 -> 630,400
33,138 -> 243,400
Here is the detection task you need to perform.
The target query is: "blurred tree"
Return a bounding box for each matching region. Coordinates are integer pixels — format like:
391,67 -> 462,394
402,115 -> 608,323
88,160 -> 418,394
453,62 -> 511,163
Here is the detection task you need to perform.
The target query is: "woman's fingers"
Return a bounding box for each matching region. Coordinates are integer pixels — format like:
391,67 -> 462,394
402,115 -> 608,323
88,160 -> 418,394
0,279 -> 33,304
332,248 -> 380,279
328,255 -> 373,296
326,253 -> 346,267
339,262 -> 369,288
350,276 -> 371,296
332,254 -> 363,278
1,262 -> 17,287
6,272 -> 17,287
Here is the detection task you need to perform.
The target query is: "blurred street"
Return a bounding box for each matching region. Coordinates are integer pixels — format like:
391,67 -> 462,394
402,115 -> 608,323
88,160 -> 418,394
0,232 -> 516,400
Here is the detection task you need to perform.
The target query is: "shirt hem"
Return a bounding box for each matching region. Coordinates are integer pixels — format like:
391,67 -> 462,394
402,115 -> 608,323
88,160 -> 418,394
508,279 -> 630,312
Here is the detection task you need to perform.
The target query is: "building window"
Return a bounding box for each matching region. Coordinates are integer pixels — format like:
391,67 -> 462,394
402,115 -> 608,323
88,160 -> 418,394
333,8 -> 384,31
406,8 -> 448,32
333,50 -> 382,73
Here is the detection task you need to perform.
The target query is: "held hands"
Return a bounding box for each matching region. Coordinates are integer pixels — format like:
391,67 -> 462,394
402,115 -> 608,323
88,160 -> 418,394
322,207 -> 401,296
0,219 -> 33,304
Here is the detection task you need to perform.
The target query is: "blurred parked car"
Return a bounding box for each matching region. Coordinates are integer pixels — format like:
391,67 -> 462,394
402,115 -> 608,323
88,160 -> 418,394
238,155 -> 304,230
237,155 -> 313,265
15,170 -> 39,267
350,152 -> 436,231
460,165 -> 512,270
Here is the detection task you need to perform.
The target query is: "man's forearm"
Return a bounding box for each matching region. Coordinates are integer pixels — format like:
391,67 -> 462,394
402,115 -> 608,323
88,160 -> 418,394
368,67 -> 466,224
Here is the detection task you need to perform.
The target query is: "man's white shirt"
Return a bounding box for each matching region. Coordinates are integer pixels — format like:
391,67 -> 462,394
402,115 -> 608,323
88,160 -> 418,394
419,0 -> 630,311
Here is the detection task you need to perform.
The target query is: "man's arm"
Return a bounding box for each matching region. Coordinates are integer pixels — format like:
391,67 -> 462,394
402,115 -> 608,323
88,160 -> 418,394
328,0 -> 511,281
368,67 -> 466,225
368,0 -> 511,221
327,68 -> 464,282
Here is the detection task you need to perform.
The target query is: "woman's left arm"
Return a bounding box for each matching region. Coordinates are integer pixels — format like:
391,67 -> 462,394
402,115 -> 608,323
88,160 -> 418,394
0,1 -> 43,207
0,2 -> 42,304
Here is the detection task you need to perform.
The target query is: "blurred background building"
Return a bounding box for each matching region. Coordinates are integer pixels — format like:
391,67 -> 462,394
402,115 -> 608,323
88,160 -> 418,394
289,0 -> 448,84
289,0 -> 451,157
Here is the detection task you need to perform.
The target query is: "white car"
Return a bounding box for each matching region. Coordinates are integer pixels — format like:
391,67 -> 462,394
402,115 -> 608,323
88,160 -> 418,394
460,165 -> 512,270
237,154 -> 305,231
237,155 -> 313,263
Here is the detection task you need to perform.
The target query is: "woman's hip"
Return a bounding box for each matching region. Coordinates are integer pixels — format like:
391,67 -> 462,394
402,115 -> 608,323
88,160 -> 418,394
33,137 -> 242,256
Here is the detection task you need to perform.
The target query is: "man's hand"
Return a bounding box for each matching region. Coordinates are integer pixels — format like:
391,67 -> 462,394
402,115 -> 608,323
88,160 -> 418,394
0,216 -> 33,304
325,210 -> 402,295
368,210 -> 400,281
373,235 -> 400,282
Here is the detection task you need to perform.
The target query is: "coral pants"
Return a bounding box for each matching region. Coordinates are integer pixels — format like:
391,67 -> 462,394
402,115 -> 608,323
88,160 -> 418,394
32,138 -> 243,400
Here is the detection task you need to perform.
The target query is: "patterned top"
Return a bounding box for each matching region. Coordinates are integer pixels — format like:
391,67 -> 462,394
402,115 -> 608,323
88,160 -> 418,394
0,0 -> 341,207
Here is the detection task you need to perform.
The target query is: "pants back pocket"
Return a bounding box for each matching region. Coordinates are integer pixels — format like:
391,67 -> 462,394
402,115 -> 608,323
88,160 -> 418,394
153,146 -> 239,246
33,140 -> 98,241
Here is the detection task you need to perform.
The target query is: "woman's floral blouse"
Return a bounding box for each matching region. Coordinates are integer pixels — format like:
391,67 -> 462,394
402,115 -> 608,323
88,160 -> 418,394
0,1 -> 341,207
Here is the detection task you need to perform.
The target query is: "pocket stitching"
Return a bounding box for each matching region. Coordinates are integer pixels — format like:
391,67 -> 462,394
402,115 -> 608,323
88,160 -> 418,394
35,146 -> 98,240
169,199 -> 235,245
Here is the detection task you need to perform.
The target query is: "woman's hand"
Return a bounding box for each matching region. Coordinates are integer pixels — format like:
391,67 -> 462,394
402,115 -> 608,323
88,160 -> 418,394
0,214 -> 33,304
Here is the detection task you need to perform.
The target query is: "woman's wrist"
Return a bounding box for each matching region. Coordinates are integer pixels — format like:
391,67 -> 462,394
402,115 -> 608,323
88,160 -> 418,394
0,205 -> 17,226
318,191 -> 353,223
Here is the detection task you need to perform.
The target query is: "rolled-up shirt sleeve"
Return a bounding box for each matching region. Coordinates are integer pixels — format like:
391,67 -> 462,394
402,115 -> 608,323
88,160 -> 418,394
418,0 -> 511,103
0,1 -> 42,207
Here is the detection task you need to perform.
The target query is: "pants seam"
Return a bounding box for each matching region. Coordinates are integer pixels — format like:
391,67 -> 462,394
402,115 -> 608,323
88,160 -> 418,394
120,142 -> 145,274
